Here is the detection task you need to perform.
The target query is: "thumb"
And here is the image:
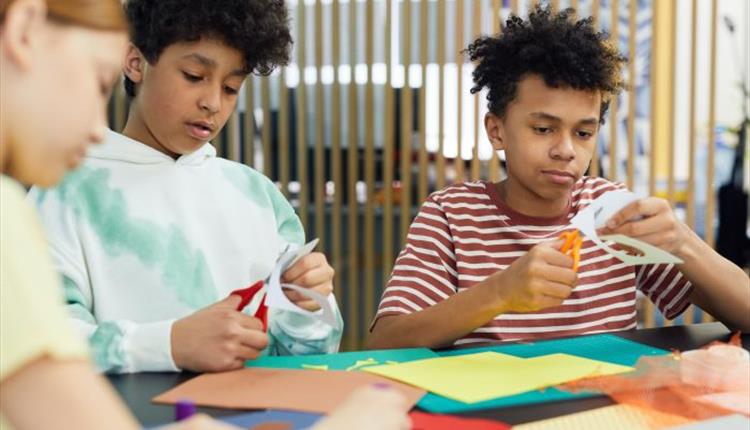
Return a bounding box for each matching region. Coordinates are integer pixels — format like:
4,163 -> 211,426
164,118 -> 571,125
214,294 -> 242,309
536,238 -> 566,250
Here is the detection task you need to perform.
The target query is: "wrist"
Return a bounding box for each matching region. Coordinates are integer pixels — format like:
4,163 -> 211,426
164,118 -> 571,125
674,223 -> 700,262
475,272 -> 509,315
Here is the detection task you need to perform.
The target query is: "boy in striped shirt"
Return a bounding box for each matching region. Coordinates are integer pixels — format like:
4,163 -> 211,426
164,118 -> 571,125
368,6 -> 750,349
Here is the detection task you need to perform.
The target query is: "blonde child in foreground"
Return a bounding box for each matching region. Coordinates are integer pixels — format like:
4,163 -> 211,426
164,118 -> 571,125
0,0 -> 408,429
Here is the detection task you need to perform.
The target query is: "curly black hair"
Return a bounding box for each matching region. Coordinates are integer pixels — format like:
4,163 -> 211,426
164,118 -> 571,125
467,5 -> 626,124
123,0 -> 292,97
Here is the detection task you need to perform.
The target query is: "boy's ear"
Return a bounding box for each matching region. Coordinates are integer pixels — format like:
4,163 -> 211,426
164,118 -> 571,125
123,43 -> 146,84
484,112 -> 505,151
1,0 -> 47,72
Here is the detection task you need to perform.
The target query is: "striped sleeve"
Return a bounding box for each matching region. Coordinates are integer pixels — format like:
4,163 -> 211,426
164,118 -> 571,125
636,263 -> 693,319
371,195 -> 459,328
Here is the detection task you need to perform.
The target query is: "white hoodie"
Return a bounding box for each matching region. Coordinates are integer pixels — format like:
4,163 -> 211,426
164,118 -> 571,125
29,130 -> 343,373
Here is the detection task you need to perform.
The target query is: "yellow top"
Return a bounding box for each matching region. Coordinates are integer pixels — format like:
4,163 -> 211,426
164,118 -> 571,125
0,175 -> 88,429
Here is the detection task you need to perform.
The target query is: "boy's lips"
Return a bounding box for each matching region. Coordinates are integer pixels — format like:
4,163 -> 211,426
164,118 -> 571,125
541,169 -> 577,185
185,121 -> 215,140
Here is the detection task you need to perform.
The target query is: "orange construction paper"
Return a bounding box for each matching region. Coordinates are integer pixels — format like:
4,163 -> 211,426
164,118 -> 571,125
152,368 -> 426,414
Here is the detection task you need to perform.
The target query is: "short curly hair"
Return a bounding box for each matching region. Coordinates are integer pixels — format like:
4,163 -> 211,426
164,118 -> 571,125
468,5 -> 626,124
123,0 -> 292,97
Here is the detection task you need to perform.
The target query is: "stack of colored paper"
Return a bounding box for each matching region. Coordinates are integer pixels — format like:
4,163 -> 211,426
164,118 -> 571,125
363,351 -> 633,403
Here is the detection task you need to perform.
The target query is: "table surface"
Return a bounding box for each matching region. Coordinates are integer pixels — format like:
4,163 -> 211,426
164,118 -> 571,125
108,322 -> 749,427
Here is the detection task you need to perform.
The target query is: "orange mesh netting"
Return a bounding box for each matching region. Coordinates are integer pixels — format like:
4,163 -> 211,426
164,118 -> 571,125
558,333 -> 749,429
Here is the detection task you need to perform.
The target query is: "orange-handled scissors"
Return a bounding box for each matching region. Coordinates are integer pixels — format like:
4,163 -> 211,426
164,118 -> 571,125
559,230 -> 583,272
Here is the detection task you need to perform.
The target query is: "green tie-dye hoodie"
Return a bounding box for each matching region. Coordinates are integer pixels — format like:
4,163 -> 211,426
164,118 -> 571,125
28,130 -> 343,373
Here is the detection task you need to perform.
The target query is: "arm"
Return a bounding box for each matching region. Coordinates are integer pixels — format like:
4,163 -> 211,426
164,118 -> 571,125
28,187 -> 179,373
368,241 -> 576,350
602,198 -> 750,331
675,226 -> 750,331
0,358 -> 139,430
368,278 -> 504,349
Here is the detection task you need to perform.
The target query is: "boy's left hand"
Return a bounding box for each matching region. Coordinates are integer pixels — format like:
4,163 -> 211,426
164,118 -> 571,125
598,197 -> 689,256
281,252 -> 334,311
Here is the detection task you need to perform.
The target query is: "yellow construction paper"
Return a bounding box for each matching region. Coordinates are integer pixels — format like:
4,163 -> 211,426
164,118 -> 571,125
363,352 -> 633,403
514,404 -> 693,430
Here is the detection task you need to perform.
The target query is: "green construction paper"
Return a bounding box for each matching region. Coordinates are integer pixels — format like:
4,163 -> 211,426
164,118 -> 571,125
246,347 -> 439,371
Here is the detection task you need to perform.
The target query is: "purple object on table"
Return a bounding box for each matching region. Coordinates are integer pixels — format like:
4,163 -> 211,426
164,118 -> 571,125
175,399 -> 196,421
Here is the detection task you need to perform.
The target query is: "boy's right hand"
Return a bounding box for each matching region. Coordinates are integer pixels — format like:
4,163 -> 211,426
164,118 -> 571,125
489,239 -> 578,313
171,295 -> 269,372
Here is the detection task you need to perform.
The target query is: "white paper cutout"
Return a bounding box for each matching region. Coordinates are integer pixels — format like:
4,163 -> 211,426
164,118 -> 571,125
570,191 -> 683,266
265,239 -> 338,327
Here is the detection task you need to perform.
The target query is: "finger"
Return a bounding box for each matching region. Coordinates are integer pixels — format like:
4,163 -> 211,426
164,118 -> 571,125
236,314 -> 264,331
536,246 -> 575,269
288,266 -> 334,288
293,299 -> 322,311
214,294 -> 242,309
237,328 -> 269,351
540,265 -> 578,286
607,215 -> 671,238
234,343 -> 264,361
282,252 -> 327,283
535,239 -> 566,250
606,198 -> 666,229
540,281 -> 575,299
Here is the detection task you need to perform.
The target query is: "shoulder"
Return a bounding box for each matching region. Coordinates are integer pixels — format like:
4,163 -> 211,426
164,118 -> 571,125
1,176 -> 37,233
214,158 -> 289,208
573,176 -> 628,200
215,158 -> 275,189
427,181 -> 492,206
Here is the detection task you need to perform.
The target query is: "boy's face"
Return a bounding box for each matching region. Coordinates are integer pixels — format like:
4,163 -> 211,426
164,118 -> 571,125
124,38 -> 246,157
486,75 -> 601,211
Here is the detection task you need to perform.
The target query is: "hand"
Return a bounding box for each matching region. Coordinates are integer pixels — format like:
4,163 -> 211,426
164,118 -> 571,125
598,197 -> 688,255
281,252 -> 334,311
488,240 -> 578,313
312,384 -> 411,430
165,414 -> 241,429
171,295 -> 269,372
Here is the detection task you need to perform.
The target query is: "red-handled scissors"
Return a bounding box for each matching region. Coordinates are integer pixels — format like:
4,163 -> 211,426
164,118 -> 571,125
229,280 -> 269,332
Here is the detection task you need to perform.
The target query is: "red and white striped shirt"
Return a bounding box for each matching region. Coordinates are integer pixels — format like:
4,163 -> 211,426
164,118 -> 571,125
373,177 -> 693,346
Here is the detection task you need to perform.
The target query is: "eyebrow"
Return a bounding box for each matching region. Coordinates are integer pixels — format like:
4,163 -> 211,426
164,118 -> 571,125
181,53 -> 247,77
529,112 -> 599,126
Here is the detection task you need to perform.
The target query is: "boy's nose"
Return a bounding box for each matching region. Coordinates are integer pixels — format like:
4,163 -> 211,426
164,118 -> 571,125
550,135 -> 576,161
199,88 -> 221,114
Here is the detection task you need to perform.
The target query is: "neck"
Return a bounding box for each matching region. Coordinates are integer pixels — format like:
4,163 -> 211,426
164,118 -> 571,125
122,104 -> 179,160
498,177 -> 570,218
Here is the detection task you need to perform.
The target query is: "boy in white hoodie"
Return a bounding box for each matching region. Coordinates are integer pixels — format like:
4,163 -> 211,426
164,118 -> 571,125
29,0 -> 344,374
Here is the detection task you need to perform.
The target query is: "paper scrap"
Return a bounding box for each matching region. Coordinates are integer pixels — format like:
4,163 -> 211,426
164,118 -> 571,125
364,352 -> 633,404
152,368 -> 425,414
265,239 -> 338,327
409,411 -> 511,430
513,404 -> 693,430
570,190 -> 683,265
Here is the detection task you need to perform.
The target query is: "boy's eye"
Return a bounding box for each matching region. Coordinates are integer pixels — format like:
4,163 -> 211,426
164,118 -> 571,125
224,86 -> 239,95
576,130 -> 594,139
533,126 -> 553,134
182,72 -> 202,82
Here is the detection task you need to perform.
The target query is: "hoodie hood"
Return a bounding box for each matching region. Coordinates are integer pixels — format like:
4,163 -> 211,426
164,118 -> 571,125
87,129 -> 216,166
